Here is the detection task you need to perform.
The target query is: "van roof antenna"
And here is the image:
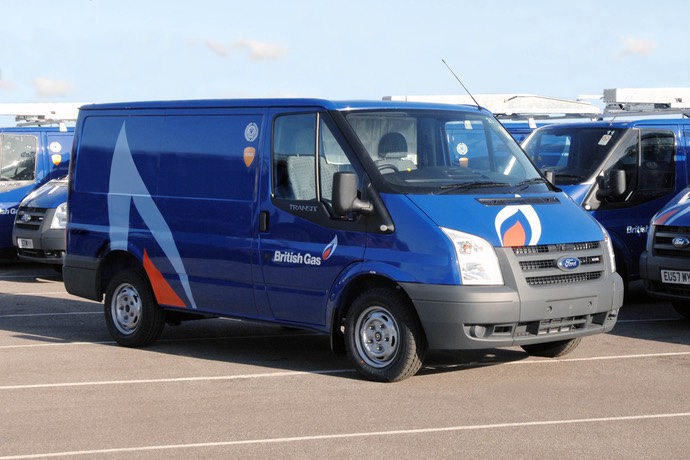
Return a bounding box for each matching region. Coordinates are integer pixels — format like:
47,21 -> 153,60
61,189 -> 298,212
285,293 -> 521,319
442,59 -> 481,109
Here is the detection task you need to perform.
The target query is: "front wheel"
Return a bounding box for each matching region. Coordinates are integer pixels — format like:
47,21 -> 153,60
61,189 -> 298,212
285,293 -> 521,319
104,269 -> 166,347
521,337 -> 581,358
344,288 -> 426,382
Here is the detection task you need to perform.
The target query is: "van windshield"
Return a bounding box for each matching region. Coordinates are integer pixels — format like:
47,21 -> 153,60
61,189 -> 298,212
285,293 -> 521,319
522,126 -> 625,185
344,109 -> 544,194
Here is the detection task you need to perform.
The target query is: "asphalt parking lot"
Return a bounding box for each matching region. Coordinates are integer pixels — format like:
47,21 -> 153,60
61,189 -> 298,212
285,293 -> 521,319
1,260 -> 689,459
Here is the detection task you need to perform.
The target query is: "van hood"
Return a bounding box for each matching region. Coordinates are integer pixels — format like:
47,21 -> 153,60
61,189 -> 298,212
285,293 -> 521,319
19,178 -> 68,208
404,192 -> 604,247
558,184 -> 591,205
651,188 -> 690,226
0,182 -> 37,214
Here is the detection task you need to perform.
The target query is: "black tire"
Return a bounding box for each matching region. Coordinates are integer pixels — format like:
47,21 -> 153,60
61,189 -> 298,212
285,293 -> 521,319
104,269 -> 166,347
344,288 -> 426,382
521,337 -> 581,358
671,302 -> 690,320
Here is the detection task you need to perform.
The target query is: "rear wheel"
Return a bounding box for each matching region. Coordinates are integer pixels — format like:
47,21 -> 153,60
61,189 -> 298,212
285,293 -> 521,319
104,269 -> 165,347
672,302 -> 690,320
344,288 -> 425,382
521,337 -> 581,358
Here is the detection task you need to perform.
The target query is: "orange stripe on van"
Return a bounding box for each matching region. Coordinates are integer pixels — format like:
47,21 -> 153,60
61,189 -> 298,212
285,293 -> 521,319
655,207 -> 681,226
143,249 -> 186,308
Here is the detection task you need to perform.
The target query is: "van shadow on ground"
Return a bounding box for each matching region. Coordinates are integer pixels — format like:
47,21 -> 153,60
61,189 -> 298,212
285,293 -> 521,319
5,262 -> 684,382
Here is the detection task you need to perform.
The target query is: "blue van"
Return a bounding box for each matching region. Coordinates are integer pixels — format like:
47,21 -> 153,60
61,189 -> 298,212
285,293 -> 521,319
639,187 -> 690,319
0,126 -> 73,257
63,99 -> 623,381
13,176 -> 68,265
522,118 -> 690,288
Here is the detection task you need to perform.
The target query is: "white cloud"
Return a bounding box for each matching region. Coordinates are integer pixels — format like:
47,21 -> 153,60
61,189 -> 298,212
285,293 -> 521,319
618,37 -> 657,58
202,39 -> 230,58
231,39 -> 287,61
0,79 -> 16,91
33,78 -> 74,97
192,37 -> 287,61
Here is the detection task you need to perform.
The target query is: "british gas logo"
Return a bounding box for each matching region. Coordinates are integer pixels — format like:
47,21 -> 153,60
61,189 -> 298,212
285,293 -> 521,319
272,236 -> 337,266
494,202 -> 542,247
322,236 -> 337,260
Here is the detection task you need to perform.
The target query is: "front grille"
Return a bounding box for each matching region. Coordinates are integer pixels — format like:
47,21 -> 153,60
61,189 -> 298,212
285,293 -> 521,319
15,206 -> 47,231
511,241 -> 605,286
519,255 -> 602,271
652,225 -> 690,258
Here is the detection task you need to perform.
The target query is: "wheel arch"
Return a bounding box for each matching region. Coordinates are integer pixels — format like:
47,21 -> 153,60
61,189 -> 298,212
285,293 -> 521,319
98,250 -> 147,299
329,272 -> 426,354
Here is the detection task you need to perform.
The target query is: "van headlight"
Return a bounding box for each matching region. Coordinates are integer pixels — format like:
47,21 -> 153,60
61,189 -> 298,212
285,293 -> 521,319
600,224 -> 617,273
50,202 -> 67,230
441,227 -> 504,285
591,219 -> 616,273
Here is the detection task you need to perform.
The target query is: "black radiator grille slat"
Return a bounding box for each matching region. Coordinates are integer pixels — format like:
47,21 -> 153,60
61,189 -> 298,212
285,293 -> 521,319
513,241 -> 600,255
538,316 -> 587,334
526,271 -> 602,286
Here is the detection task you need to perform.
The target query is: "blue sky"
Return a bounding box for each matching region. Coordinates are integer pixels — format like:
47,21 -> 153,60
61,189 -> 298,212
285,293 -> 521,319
0,0 -> 689,112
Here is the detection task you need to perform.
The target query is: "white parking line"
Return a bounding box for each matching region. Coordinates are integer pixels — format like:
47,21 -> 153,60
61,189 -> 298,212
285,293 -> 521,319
1,411 -> 689,459
0,341 -> 115,350
0,369 -> 354,390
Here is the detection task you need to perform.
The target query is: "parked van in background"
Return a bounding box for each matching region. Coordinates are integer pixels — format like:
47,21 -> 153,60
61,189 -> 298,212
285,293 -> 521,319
521,88 -> 690,288
0,103 -> 78,258
64,98 -> 622,382
639,186 -> 690,319
13,176 -> 68,266
384,93 -> 599,144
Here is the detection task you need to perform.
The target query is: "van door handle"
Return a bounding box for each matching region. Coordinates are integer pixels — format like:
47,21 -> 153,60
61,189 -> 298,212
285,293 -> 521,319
259,211 -> 269,232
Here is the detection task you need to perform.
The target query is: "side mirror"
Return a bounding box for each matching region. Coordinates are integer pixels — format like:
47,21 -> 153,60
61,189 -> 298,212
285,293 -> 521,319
544,170 -> 555,184
609,169 -> 627,196
332,172 -> 372,216
596,169 -> 627,199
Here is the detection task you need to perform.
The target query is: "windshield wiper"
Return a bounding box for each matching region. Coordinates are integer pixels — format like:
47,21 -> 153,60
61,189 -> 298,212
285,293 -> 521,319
516,177 -> 550,189
549,173 -> 586,182
438,181 -> 510,194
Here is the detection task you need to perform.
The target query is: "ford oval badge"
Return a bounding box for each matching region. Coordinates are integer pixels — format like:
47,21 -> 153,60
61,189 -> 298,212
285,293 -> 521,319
672,236 -> 690,248
557,256 -> 580,271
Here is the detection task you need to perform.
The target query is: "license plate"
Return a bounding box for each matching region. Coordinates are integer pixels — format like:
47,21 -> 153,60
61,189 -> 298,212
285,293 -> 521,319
17,238 -> 34,249
661,269 -> 690,285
